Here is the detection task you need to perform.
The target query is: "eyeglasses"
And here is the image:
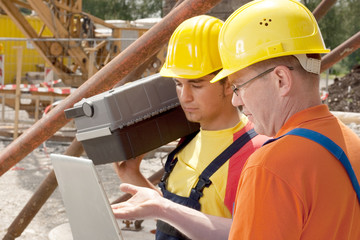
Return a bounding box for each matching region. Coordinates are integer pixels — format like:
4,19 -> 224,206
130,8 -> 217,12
232,66 -> 294,96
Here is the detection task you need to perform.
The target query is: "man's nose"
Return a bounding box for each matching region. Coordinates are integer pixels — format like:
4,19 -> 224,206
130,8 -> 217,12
179,85 -> 193,102
232,92 -> 243,108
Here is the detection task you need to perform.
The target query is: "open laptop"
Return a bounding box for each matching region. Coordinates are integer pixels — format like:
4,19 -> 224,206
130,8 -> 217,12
51,154 -> 124,240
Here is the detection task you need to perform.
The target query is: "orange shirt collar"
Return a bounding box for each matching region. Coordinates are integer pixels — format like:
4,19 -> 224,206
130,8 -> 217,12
275,104 -> 333,138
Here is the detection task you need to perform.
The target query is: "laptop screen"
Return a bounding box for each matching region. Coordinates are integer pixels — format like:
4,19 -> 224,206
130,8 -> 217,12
51,154 -> 123,240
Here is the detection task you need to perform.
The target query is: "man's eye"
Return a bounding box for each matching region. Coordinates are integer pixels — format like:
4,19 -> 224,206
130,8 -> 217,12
192,85 -> 202,88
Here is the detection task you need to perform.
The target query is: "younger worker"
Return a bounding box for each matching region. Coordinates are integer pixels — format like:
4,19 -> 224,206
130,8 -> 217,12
113,15 -> 269,240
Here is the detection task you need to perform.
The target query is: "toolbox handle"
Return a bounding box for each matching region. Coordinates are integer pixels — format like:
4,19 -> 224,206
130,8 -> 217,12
65,102 -> 94,119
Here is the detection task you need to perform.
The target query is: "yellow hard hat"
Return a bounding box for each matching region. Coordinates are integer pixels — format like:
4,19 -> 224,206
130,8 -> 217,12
160,15 -> 223,79
211,0 -> 330,83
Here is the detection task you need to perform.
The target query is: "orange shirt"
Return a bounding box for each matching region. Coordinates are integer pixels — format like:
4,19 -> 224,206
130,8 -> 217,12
230,105 -> 360,239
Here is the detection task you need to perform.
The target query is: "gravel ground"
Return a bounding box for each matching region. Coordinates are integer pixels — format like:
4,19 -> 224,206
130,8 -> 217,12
0,139 -> 165,240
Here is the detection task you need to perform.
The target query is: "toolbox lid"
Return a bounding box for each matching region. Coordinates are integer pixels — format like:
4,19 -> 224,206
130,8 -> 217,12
65,74 -> 180,133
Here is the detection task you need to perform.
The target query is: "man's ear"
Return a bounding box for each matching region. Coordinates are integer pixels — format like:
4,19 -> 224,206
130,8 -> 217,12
273,66 -> 292,96
223,78 -> 234,96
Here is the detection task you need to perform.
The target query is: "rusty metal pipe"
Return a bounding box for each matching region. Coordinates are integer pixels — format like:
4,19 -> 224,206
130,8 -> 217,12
3,139 -> 84,240
0,0 -> 222,176
321,31 -> 360,73
312,0 -> 337,21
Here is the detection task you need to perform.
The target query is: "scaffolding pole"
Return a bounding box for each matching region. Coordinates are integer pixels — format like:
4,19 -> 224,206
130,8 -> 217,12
321,31 -> 360,73
312,0 -> 337,21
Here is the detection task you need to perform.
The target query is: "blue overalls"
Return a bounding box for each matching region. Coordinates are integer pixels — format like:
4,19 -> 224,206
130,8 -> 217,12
156,129 -> 258,240
263,128 -> 360,203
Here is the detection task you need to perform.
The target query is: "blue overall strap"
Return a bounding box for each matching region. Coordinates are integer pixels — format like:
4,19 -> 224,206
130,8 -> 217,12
159,130 -> 199,188
164,130 -> 199,172
265,128 -> 360,203
190,128 -> 258,201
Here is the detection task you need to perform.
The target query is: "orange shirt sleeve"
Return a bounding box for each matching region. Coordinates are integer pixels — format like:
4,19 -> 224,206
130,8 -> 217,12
229,165 -> 304,239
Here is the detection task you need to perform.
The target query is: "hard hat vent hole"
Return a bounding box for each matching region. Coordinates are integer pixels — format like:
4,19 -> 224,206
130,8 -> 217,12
259,18 -> 272,27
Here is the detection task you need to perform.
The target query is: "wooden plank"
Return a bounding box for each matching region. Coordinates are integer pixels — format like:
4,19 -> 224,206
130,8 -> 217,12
46,0 -> 81,13
0,0 -> 44,42
13,46 -> 23,139
1,94 -> 5,121
12,0 -> 31,9
0,128 -> 75,142
34,96 -> 40,122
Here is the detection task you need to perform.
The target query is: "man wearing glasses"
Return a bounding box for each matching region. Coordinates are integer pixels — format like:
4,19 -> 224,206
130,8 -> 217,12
211,0 -> 360,239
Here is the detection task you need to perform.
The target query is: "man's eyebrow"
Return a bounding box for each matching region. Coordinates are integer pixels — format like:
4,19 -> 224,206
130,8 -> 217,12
187,79 -> 206,84
174,79 -> 206,84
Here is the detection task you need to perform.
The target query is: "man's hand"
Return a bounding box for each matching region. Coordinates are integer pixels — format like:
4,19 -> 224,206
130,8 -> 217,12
112,183 -> 232,240
112,183 -> 166,220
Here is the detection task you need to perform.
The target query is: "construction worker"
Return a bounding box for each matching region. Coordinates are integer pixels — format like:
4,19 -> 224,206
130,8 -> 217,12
113,15 -> 268,240
210,0 -> 360,239
113,1 -> 360,239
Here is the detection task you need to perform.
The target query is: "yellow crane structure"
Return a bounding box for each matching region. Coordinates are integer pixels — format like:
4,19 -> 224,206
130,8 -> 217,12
0,0 -> 157,87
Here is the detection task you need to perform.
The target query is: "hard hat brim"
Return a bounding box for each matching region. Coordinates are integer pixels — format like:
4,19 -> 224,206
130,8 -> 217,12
210,69 -> 232,83
161,66 -> 222,80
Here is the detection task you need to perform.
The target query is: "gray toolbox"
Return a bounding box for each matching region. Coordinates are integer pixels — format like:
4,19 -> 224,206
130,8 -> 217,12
65,73 -> 199,165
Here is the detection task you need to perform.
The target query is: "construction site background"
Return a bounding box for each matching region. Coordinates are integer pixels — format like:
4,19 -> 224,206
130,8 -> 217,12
0,14 -> 161,85
0,0 -> 359,239
0,15 -> 52,85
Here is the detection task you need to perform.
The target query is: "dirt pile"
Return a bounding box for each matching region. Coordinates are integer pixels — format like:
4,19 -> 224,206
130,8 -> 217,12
327,65 -> 360,113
